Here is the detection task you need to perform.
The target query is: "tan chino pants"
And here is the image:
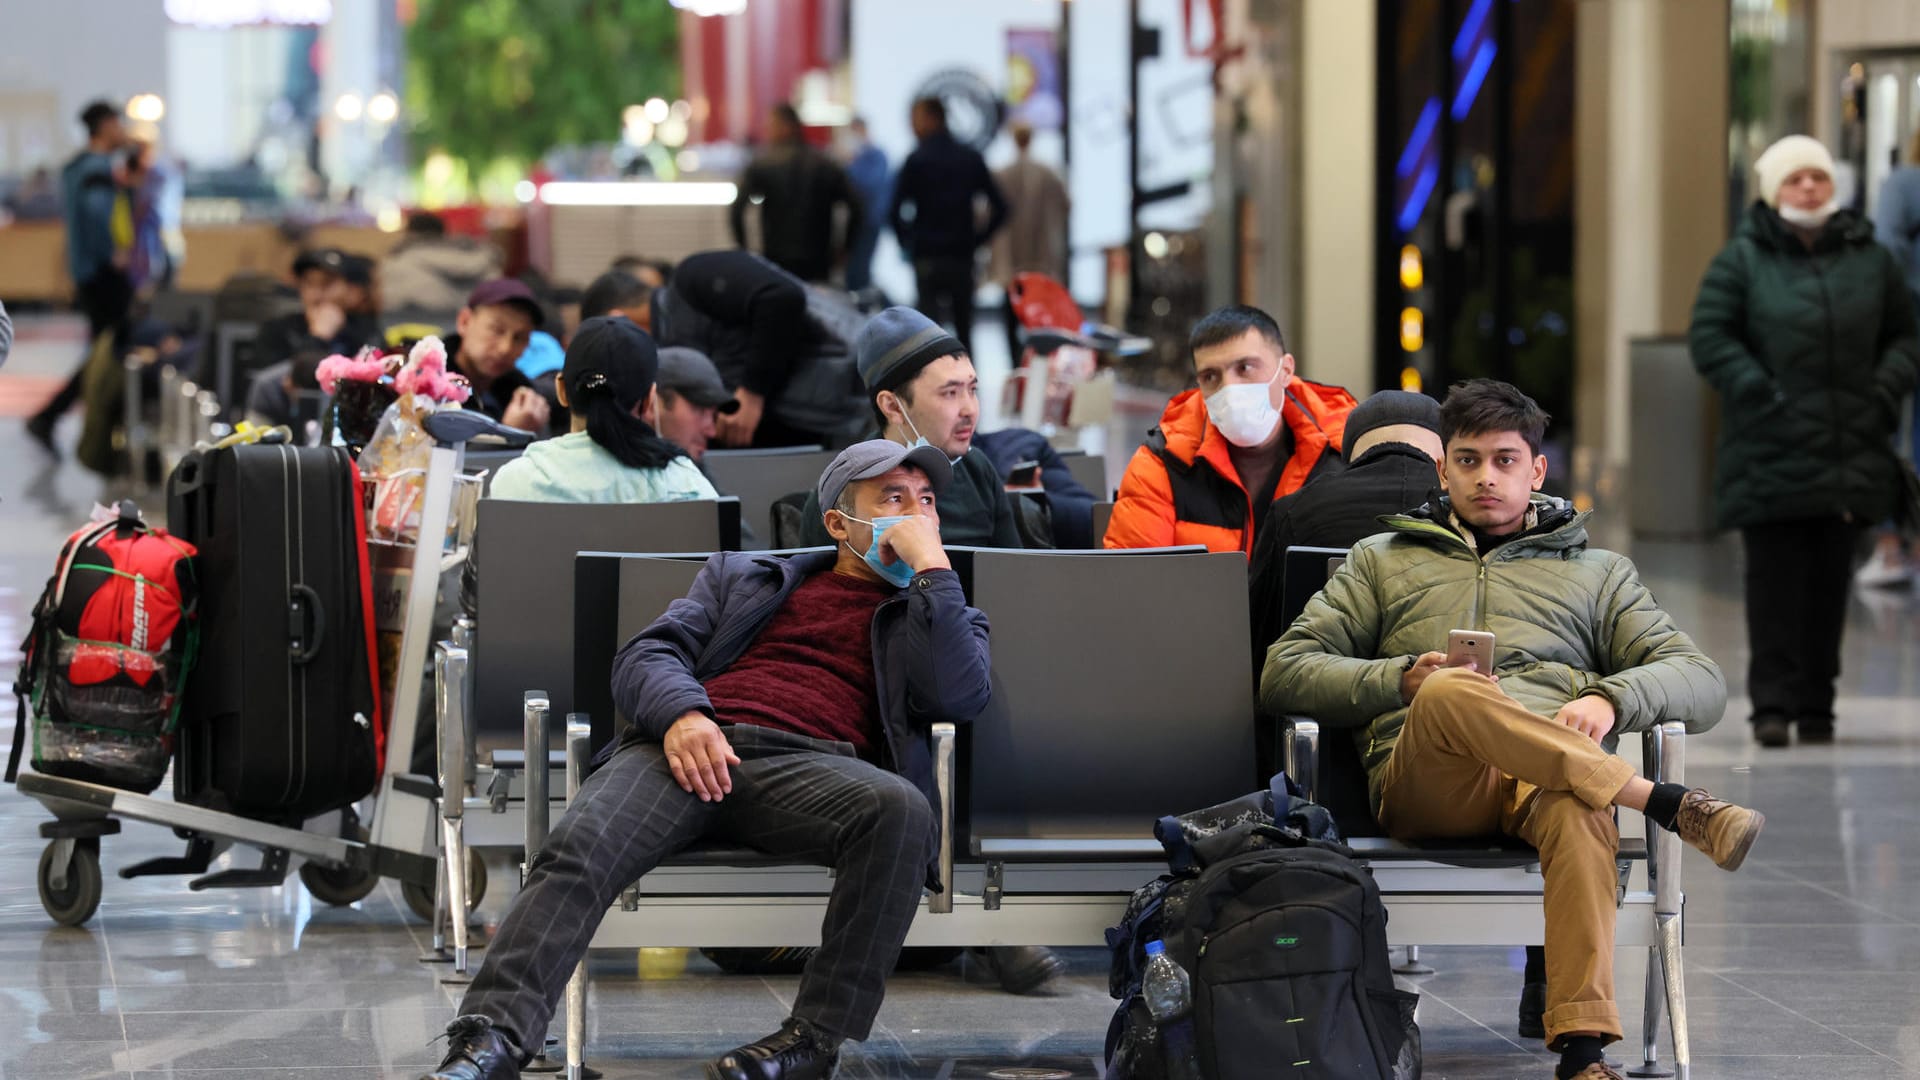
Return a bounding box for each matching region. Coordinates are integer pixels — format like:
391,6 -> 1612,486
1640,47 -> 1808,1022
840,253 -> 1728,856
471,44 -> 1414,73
1375,668 -> 1638,1045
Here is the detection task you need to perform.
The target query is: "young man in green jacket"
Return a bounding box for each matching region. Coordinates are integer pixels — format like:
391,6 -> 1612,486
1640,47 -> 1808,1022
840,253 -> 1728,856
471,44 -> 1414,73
1262,380 -> 1765,1080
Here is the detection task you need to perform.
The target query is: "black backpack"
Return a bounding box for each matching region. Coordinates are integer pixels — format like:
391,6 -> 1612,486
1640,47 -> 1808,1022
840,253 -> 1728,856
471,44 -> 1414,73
1105,778 -> 1420,1080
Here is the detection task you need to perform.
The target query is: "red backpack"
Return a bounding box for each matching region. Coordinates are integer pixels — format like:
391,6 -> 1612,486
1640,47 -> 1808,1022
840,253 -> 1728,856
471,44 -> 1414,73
7,501 -> 200,793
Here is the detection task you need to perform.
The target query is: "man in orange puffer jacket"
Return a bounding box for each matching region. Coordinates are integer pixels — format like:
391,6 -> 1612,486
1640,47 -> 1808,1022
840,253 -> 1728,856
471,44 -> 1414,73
1106,305 -> 1355,555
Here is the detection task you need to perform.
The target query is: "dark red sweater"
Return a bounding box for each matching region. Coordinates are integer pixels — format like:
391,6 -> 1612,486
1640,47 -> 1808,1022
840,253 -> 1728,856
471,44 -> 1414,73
703,570 -> 897,757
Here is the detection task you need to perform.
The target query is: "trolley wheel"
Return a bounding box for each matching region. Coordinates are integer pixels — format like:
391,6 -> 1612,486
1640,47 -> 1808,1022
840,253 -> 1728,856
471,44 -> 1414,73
401,849 -> 488,923
38,841 -> 103,928
298,823 -> 378,907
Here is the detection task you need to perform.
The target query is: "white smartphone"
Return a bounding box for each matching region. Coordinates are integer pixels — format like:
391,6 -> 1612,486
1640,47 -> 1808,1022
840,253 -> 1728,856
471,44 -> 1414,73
1445,629 -> 1495,670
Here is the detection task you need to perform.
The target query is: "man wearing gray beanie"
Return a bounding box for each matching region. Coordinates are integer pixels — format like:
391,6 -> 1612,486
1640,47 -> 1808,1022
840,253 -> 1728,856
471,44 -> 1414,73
794,305 -> 1030,552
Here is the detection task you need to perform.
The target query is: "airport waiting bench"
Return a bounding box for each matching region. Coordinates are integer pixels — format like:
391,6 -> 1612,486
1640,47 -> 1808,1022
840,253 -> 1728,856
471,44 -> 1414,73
431,545 -> 1695,1080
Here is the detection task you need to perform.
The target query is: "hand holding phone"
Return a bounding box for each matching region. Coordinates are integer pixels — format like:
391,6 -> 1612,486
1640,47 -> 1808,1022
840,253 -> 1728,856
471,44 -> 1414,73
1445,629 -> 1495,673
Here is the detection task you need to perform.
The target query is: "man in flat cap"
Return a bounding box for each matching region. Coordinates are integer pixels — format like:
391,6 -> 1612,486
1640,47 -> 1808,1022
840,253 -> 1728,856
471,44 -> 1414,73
422,441 -> 991,1080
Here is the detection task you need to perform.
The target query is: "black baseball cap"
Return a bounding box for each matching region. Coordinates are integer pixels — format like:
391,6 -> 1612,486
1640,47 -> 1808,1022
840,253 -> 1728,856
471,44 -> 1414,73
465,278 -> 547,328
339,253 -> 375,288
562,316 -> 658,411
292,248 -> 347,278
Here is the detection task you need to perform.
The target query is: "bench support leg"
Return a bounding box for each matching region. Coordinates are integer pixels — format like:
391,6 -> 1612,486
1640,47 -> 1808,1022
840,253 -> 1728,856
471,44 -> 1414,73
1655,913 -> 1689,1080
565,959 -> 587,1080
1626,945 -> 1673,1077
1393,944 -> 1436,976
440,817 -> 472,982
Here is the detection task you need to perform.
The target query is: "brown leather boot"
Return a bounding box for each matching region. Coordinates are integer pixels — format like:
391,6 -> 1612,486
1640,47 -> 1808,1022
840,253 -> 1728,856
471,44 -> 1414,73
1674,789 -> 1765,871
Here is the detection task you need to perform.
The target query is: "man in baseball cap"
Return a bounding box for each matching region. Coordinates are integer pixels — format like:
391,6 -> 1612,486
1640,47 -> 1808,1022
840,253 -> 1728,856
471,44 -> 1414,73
449,277 -> 549,434
654,346 -> 740,463
251,247 -> 379,391
422,438 -> 991,1080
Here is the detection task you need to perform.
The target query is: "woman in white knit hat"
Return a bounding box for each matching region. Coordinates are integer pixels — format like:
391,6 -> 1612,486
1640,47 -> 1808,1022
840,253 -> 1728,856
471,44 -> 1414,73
1689,134 -> 1920,748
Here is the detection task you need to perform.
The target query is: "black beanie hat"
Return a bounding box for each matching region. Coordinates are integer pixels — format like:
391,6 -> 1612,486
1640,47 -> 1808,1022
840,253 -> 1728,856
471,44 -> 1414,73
562,315 -> 659,410
1344,390 -> 1441,449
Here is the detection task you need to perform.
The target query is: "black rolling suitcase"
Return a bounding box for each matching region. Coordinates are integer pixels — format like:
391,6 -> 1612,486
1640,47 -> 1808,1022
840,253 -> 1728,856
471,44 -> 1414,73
166,443 -> 383,821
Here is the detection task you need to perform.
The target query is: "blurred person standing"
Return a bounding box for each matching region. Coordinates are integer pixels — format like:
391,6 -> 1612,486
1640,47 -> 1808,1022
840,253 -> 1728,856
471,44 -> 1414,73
731,103 -> 863,285
1690,134 -> 1920,748
379,212 -> 502,316
989,122 -> 1069,364
1864,126 -> 1920,586
889,97 -> 1007,354
26,101 -> 130,457
842,117 -> 891,294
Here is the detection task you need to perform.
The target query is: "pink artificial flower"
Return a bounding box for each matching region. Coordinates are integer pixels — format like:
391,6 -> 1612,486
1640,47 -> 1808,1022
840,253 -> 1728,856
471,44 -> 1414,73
394,336 -> 472,403
315,346 -> 390,393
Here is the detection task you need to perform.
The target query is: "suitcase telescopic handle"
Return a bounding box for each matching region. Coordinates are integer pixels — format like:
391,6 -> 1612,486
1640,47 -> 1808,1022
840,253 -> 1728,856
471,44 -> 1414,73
288,584 -> 327,665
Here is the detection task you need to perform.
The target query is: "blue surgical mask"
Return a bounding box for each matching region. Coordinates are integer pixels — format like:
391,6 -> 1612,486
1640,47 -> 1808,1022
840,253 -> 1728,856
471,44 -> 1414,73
839,513 -> 917,588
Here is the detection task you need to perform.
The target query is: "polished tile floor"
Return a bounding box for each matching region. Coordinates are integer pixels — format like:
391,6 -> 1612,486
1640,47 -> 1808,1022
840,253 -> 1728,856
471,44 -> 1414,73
4,320 -> 1920,1078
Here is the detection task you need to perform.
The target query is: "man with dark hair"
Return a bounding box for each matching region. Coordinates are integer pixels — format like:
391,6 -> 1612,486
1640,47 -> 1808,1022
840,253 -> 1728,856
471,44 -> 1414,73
381,212 -> 502,315
26,100 -> 130,456
421,440 -> 992,1080
889,96 -> 1008,353
732,103 -> 863,284
797,306 -> 1027,550
611,254 -> 674,289
252,248 -> 380,379
1106,304 -> 1355,553
1265,379 -> 1764,1080
579,269 -> 652,323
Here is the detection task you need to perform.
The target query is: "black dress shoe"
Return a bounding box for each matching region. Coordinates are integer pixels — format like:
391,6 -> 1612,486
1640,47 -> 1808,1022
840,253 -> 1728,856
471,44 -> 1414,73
420,1015 -> 522,1080
1517,980 -> 1547,1039
26,414 -> 60,460
1753,717 -> 1791,748
1797,719 -> 1835,744
981,945 -> 1067,994
705,1018 -> 841,1080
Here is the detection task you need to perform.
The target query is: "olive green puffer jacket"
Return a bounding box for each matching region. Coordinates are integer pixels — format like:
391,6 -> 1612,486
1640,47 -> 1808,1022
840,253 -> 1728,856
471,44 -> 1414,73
1259,497 -> 1727,813
1689,203 -> 1920,531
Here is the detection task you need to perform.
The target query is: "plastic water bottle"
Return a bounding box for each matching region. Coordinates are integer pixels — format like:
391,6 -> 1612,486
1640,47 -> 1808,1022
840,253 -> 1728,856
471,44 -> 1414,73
1142,940 -> 1201,1080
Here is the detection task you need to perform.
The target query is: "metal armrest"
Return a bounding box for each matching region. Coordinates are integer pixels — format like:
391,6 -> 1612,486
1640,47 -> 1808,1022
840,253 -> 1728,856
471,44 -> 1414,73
1280,716 -> 1321,804
928,722 -> 957,915
433,641 -> 470,822
1642,721 -> 1685,918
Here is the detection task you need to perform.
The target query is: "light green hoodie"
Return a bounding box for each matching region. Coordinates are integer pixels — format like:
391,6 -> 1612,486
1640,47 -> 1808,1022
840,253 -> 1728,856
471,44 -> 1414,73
488,431 -> 718,504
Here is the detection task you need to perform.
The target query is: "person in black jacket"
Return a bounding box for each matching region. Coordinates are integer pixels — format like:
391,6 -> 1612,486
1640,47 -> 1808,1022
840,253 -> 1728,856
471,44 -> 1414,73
633,249 -> 822,448
889,97 -> 1007,354
1248,389 -> 1443,676
731,103 -> 864,284
251,248 -> 380,378
420,441 -> 991,1080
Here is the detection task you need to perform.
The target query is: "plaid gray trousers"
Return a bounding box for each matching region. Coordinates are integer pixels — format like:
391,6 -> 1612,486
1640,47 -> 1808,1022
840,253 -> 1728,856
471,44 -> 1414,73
457,725 -> 939,1056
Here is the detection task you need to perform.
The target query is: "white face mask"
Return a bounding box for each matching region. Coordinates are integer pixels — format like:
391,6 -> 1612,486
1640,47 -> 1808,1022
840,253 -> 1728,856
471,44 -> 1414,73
895,407 -> 963,466
1203,364 -> 1284,448
1778,199 -> 1838,230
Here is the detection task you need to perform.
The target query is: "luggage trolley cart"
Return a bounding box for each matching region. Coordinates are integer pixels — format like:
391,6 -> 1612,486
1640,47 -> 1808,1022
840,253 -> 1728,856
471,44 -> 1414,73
14,410 -> 533,927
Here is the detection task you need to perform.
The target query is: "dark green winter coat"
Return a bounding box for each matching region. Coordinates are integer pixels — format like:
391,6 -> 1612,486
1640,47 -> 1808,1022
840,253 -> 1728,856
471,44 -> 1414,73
1689,202 -> 1920,531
